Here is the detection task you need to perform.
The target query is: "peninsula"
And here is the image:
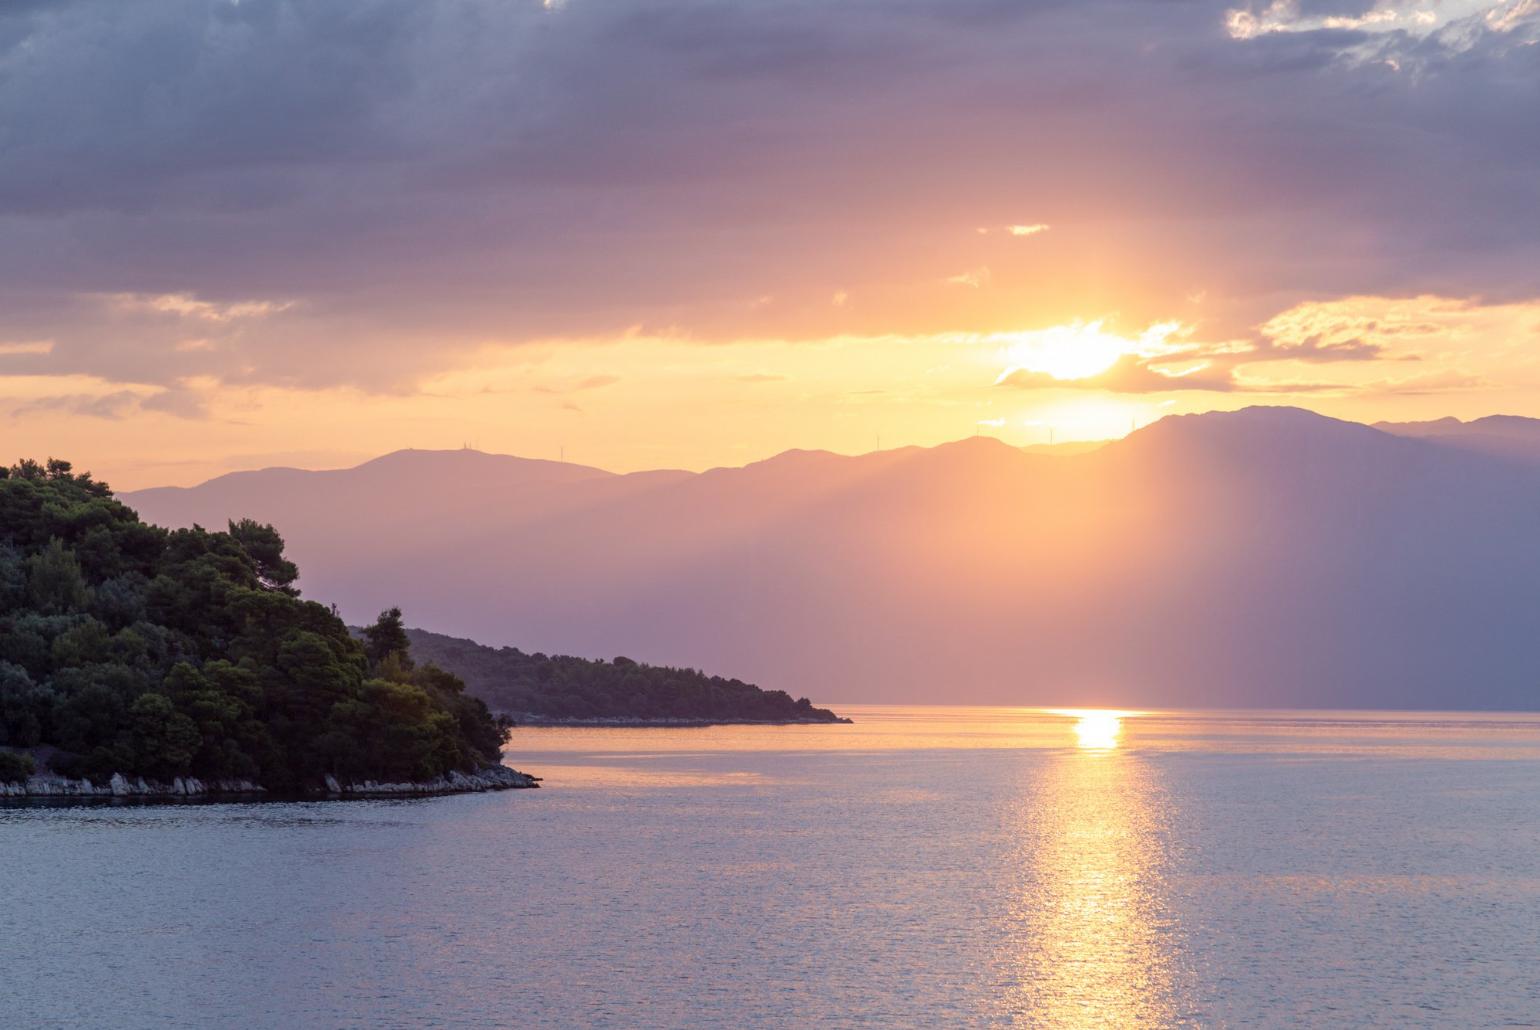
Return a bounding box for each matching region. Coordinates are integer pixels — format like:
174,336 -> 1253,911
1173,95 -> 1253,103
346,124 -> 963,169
0,459 -> 535,799
404,627 -> 848,726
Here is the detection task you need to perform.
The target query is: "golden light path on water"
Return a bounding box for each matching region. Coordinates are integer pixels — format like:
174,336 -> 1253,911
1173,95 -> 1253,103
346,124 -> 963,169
508,706 -> 1540,1024
997,708 -> 1189,1025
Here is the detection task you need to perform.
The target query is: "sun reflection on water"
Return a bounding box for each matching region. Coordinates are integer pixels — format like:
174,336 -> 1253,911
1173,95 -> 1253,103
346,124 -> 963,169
1073,711 -> 1122,750
1044,708 -> 1135,751
997,711 -> 1191,1025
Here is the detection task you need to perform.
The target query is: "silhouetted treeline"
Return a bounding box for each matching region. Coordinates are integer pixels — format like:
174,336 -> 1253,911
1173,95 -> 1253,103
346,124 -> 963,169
403,627 -> 845,723
0,459 -> 507,788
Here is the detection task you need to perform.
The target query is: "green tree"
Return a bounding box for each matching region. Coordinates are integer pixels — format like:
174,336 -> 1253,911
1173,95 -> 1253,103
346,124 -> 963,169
0,662 -> 46,747
228,519 -> 299,594
0,543 -> 26,609
363,607 -> 413,672
0,459 -> 511,790
126,693 -> 202,780
26,539 -> 90,614
0,750 -> 35,783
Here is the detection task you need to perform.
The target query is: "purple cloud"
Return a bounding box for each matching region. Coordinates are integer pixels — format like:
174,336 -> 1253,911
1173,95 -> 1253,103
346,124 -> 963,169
0,0 -> 1533,394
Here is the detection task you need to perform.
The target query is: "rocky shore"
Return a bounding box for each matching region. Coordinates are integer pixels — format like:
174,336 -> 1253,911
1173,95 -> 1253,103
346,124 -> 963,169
319,764 -> 540,795
1,763 -> 539,800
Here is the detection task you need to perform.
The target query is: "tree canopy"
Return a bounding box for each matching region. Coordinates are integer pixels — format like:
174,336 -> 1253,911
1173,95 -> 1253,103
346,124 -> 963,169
0,459 -> 508,789
404,627 -> 846,724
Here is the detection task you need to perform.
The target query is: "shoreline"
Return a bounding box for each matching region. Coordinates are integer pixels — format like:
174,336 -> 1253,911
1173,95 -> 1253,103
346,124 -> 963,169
0,763 -> 539,802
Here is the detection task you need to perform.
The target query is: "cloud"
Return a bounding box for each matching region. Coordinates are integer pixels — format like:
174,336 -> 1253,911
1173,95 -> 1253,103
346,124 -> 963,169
0,0 -> 1534,404
997,352 -> 1339,394
1487,0 -> 1540,32
1222,0 -> 1535,43
946,268 -> 992,289
1362,369 -> 1488,394
1254,294 -> 1540,361
13,390 -> 144,420
534,374 -> 621,396
139,386 -> 212,419
1250,334 -> 1387,362
992,294 -> 1540,396
10,385 -> 207,421
106,292 -> 293,324
988,312 -> 1403,394
976,224 -> 1050,237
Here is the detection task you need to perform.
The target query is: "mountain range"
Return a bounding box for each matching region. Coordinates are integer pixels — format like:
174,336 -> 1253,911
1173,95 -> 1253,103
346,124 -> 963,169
123,407 -> 1540,710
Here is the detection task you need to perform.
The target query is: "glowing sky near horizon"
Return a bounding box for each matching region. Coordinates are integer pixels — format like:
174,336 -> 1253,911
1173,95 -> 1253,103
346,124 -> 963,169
2,0 -> 1539,489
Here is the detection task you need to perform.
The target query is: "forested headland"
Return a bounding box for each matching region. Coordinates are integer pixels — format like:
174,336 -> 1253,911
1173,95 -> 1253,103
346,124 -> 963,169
0,459 -> 519,793
403,627 -> 848,724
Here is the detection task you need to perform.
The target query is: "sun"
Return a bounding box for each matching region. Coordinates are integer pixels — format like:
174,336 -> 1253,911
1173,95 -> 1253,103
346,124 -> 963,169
1044,708 -> 1131,749
998,321 -> 1128,382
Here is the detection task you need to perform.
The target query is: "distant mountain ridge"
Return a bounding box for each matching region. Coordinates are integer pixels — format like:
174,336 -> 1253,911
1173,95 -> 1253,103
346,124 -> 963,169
1376,414 -> 1540,463
125,407 -> 1540,711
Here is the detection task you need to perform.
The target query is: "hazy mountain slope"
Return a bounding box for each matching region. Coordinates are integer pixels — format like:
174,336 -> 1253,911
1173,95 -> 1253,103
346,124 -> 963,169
124,409 -> 1540,710
128,448 -> 694,629
1377,415 -> 1540,464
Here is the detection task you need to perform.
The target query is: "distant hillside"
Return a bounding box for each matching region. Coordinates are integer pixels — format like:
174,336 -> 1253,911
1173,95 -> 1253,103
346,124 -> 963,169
401,627 -> 847,724
1377,414 -> 1540,464
128,407 -> 1540,710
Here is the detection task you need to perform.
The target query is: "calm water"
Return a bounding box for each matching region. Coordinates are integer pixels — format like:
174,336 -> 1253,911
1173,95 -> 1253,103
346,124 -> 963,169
5,706 -> 1540,1028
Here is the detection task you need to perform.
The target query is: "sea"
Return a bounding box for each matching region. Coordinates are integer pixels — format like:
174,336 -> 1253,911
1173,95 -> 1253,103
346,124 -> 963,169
4,705 -> 1540,1028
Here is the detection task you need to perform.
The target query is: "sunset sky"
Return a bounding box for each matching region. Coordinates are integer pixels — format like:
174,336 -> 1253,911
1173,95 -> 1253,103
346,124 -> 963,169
3,0 -> 1539,488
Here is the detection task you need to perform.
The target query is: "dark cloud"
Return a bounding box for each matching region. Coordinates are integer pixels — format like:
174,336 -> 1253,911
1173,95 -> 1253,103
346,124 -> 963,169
10,385 -> 207,420
12,391 -> 145,420
0,0 -> 1535,392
